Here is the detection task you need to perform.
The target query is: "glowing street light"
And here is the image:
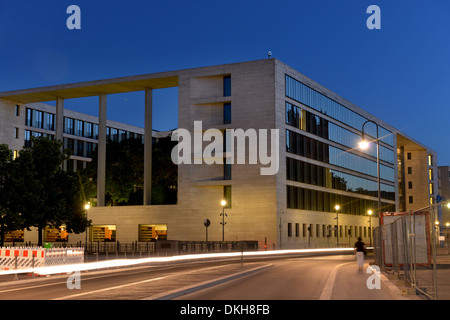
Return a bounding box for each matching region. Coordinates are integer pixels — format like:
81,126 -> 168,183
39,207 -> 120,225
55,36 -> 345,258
368,210 -> 373,246
220,200 -> 228,242
358,140 -> 370,150
358,120 -> 381,218
84,202 -> 91,261
334,205 -> 340,247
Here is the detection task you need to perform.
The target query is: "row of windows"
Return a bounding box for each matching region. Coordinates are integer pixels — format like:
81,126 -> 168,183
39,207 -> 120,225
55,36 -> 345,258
287,222 -> 372,239
25,108 -> 143,142
286,129 -> 395,182
285,75 -> 394,147
286,185 -> 396,215
286,102 -> 394,164
24,130 -> 98,158
286,158 -> 395,201
24,130 -> 54,147
26,108 -> 55,131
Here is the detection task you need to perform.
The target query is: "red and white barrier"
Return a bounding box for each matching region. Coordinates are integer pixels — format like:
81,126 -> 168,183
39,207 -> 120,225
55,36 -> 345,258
0,247 -> 45,270
0,247 -> 83,271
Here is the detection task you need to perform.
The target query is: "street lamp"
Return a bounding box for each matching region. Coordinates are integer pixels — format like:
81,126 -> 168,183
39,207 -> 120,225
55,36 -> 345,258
84,202 -> 91,261
334,205 -> 340,247
220,200 -> 227,242
368,210 -> 373,246
358,120 -> 381,219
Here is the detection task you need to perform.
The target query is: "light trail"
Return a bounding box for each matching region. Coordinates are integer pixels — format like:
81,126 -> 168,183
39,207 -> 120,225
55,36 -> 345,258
0,247 -> 357,276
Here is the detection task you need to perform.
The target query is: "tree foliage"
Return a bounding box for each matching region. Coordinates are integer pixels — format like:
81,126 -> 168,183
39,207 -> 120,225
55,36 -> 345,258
1,137 -> 90,246
84,136 -> 177,206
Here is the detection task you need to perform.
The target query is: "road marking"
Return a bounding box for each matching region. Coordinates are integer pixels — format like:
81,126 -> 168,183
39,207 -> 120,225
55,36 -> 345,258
319,262 -> 352,300
53,276 -> 167,300
53,263 -> 253,300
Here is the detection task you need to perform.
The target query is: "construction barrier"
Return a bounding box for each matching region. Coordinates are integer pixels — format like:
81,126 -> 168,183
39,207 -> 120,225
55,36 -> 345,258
0,247 -> 84,271
44,248 -> 84,267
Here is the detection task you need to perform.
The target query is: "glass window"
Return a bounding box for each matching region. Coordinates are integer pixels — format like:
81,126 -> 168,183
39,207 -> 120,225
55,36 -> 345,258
85,142 -> 93,158
91,225 -> 116,242
224,162 -> 231,180
285,75 -> 394,146
223,103 -> 231,124
43,113 -> 55,131
286,185 -> 396,214
15,105 -> 20,117
74,120 -> 83,136
223,75 -> 231,97
24,130 -> 31,147
93,124 -> 99,140
285,130 -> 395,182
84,122 -> 93,138
31,110 -> 43,129
25,108 -> 32,126
139,224 -> 168,241
64,117 -> 74,135
76,140 -> 84,156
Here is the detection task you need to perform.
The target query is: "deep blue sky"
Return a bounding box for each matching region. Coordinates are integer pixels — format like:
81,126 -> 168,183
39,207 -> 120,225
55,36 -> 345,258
0,0 -> 449,165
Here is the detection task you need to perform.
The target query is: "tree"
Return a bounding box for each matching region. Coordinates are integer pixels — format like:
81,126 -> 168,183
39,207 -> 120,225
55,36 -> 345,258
84,136 -> 177,206
0,144 -> 23,246
15,137 -> 89,246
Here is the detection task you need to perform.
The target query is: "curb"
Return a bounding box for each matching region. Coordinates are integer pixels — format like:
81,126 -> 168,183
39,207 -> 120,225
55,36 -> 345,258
142,264 -> 274,300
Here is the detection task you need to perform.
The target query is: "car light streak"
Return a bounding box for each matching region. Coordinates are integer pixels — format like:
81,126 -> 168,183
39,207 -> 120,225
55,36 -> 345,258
0,247 -> 357,276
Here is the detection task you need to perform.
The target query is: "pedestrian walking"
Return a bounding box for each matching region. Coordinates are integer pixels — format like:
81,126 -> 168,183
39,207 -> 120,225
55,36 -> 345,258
354,237 -> 366,272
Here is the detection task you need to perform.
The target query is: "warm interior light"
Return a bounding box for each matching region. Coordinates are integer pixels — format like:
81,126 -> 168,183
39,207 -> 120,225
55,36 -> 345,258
368,210 -> 373,215
84,203 -> 91,210
447,202 -> 450,209
221,200 -> 226,206
358,140 -> 370,150
335,205 -> 340,211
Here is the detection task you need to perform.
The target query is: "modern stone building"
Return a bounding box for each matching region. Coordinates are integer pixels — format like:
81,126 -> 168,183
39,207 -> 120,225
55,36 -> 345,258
0,59 -> 438,249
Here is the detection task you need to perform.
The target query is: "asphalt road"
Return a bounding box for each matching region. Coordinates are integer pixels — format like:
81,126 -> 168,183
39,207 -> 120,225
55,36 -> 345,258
175,255 -> 394,300
0,254 -> 397,301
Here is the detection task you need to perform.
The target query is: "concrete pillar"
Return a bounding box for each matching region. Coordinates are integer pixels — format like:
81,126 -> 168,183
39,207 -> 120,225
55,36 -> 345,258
55,98 -> 64,142
97,94 -> 107,207
143,88 -> 152,205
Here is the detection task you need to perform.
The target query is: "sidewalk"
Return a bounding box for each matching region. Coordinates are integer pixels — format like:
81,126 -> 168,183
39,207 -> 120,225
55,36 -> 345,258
375,247 -> 450,300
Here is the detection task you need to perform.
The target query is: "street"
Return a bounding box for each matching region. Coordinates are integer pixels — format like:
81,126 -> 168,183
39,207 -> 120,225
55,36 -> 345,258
0,254 -> 399,300
174,255 -> 394,300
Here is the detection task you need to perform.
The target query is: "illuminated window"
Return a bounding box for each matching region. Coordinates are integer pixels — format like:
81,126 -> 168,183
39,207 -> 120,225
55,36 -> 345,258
429,183 -> 434,195
91,225 -> 116,242
428,154 -> 433,166
139,224 -> 167,241
45,226 -> 68,242
429,168 -> 433,180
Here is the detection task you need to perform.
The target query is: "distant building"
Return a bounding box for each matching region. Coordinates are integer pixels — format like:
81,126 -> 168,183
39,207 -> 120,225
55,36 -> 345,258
0,59 -> 438,248
438,166 -> 450,224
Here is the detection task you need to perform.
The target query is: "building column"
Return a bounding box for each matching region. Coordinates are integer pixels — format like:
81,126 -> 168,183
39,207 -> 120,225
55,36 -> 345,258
55,98 -> 64,142
97,94 -> 107,207
143,88 -> 152,205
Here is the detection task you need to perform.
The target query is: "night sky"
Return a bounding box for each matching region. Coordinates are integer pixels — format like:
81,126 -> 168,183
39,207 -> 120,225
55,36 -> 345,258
1,0 -> 449,164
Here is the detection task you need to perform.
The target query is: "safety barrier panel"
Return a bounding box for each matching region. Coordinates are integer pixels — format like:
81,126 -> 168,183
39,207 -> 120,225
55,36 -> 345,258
0,247 -> 84,271
44,248 -> 84,267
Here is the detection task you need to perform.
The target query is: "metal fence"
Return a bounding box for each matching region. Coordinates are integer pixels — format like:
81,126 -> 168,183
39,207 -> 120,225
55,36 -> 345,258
373,206 -> 438,300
